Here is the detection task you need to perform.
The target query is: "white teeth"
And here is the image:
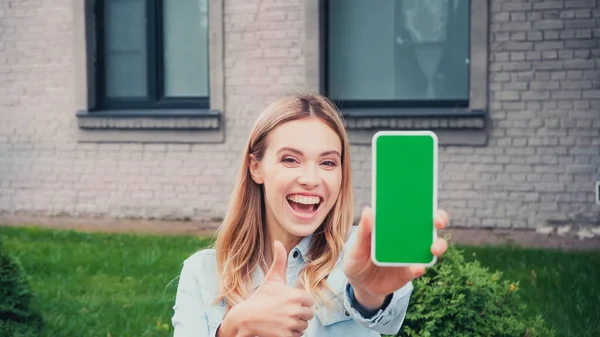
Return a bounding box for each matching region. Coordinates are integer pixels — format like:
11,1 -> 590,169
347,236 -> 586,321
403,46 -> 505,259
287,194 -> 321,205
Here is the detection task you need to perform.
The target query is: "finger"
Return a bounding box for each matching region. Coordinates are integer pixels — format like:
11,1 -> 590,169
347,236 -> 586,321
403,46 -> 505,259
356,207 -> 374,247
409,265 -> 426,279
294,305 -> 315,321
290,289 -> 315,307
264,240 -> 288,283
289,317 -> 309,334
435,209 -> 450,229
431,237 -> 448,256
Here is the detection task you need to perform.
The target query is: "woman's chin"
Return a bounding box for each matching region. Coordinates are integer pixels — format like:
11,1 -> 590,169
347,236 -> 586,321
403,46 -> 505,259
283,220 -> 323,238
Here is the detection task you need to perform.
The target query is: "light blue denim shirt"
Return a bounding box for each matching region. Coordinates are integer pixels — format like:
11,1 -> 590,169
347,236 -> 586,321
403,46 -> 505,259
172,227 -> 413,337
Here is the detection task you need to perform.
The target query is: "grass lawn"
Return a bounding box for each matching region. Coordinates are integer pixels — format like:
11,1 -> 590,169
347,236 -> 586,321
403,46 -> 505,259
1,225 -> 599,337
461,245 -> 600,337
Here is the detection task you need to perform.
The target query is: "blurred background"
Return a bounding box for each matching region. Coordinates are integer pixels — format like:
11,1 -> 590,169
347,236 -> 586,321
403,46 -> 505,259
0,0 -> 598,336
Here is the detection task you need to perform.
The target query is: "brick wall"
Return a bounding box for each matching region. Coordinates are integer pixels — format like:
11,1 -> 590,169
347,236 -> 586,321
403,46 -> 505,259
332,0 -> 600,230
482,0 -> 600,228
0,0 -> 79,215
1,0 -> 599,230
436,0 -> 599,229
0,0 -> 307,221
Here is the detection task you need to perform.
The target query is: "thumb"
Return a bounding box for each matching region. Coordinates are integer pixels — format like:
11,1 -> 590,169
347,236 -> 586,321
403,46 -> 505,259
358,207 -> 374,243
264,240 -> 288,283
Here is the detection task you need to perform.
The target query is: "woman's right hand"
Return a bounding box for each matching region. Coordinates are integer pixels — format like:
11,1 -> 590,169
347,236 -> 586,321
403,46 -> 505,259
218,240 -> 315,337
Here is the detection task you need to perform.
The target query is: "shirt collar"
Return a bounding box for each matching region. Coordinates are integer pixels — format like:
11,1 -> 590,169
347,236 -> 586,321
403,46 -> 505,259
294,234 -> 313,260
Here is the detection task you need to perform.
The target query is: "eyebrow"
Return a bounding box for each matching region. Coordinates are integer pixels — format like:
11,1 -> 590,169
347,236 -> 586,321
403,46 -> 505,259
276,146 -> 341,158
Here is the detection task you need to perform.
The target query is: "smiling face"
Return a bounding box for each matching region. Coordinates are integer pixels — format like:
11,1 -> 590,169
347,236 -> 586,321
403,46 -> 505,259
249,117 -> 343,244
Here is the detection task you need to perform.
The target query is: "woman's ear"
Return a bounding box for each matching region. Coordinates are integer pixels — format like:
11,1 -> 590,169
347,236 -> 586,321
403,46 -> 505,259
248,154 -> 264,184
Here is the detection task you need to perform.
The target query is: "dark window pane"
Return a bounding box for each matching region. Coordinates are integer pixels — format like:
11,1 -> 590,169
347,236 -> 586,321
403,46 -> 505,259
104,0 -> 148,98
328,0 -> 470,102
163,0 -> 209,98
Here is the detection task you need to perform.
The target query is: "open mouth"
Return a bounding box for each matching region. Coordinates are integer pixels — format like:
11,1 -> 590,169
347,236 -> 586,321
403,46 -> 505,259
286,194 -> 322,214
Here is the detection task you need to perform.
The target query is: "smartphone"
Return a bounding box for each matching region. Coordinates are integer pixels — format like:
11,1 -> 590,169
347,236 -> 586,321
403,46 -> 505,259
371,130 -> 438,267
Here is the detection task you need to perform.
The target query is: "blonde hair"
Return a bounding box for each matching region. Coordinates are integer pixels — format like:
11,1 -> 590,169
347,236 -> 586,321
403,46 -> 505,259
213,93 -> 354,309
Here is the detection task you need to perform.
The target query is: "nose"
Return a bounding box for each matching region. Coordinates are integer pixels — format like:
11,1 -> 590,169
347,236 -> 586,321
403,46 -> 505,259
297,164 -> 320,188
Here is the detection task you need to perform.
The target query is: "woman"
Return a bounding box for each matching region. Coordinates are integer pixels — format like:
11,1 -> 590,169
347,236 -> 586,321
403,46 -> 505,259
172,94 -> 449,337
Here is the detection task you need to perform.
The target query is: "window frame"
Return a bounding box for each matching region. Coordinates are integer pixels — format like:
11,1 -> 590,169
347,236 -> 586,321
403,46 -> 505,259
305,0 -> 489,146
322,0 -> 471,110
94,0 -> 210,111
74,0 -> 225,142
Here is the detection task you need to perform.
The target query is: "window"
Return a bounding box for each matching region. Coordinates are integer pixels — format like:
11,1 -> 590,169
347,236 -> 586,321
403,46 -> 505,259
325,0 -> 470,108
96,0 -> 209,110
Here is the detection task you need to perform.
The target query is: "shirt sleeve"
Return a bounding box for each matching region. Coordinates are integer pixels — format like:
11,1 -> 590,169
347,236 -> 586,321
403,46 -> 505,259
342,280 -> 413,335
347,283 -> 393,318
172,256 -> 221,337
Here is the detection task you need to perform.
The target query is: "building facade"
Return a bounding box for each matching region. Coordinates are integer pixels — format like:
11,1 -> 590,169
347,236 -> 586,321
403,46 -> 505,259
1,0 -> 599,231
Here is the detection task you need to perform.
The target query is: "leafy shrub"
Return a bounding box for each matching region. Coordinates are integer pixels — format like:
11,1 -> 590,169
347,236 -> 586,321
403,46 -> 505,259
390,244 -> 555,337
0,238 -> 43,337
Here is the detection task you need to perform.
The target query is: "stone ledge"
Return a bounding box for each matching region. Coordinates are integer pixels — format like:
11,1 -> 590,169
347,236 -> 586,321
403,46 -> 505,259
76,109 -> 221,130
340,107 -> 487,131
1,216 -> 599,251
343,116 -> 485,130
338,108 -> 488,145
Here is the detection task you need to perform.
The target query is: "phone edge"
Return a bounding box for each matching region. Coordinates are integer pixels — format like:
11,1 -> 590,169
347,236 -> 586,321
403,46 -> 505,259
370,130 -> 438,268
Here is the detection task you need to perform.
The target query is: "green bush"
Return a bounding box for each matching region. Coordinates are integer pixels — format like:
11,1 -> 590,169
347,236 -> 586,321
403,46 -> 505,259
391,244 -> 555,337
0,238 -> 43,337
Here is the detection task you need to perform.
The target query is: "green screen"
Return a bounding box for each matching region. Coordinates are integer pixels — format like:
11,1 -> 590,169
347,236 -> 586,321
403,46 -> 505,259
373,133 -> 436,264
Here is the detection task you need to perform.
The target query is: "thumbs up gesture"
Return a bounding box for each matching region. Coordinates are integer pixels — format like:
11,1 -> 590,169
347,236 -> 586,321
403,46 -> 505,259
262,239 -> 292,284
220,241 -> 315,337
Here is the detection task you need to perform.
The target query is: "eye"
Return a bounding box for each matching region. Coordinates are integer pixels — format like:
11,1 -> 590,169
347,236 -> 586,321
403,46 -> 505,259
282,156 -> 299,164
321,160 -> 338,167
